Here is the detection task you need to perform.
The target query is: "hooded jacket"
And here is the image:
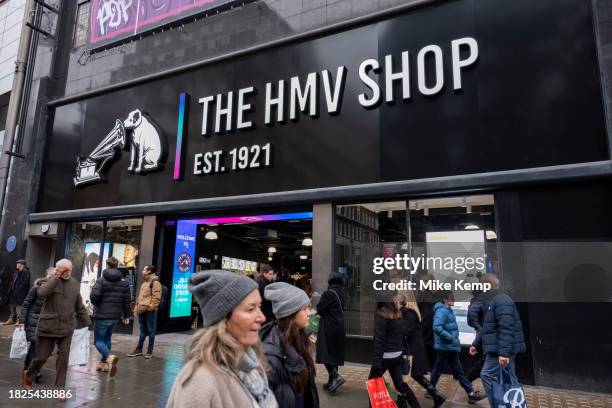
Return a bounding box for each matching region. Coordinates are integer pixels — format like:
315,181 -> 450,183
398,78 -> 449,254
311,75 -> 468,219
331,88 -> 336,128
315,275 -> 345,366
432,302 -> 461,352
36,276 -> 91,338
134,274 -> 161,315
18,277 -> 47,342
473,289 -> 526,357
90,268 -> 131,320
260,322 -> 319,408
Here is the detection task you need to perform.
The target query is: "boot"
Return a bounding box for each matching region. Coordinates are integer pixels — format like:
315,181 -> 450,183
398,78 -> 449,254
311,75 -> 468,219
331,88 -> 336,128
397,395 -> 409,408
2,318 -> 15,326
22,370 -> 32,389
414,375 -> 446,408
127,347 -> 143,357
107,355 -> 119,377
398,384 -> 422,408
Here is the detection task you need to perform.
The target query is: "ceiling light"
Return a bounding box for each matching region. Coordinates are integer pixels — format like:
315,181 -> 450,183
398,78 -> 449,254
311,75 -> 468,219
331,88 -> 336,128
268,246 -> 276,253
205,231 -> 218,240
486,230 -> 497,240
465,224 -> 479,230
268,256 -> 272,261
302,238 -> 313,247
300,255 -> 307,260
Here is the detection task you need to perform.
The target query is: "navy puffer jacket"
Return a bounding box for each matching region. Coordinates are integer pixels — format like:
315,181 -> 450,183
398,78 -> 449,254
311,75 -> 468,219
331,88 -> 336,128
433,302 -> 461,352
90,269 -> 131,320
467,298 -> 485,332
473,289 -> 526,357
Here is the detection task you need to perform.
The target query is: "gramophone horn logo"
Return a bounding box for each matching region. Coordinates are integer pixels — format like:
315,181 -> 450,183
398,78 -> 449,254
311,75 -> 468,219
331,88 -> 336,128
74,109 -> 166,187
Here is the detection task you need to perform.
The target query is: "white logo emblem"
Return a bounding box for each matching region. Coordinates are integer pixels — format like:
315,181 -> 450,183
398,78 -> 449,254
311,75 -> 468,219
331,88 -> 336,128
501,387 -> 526,408
74,109 -> 166,187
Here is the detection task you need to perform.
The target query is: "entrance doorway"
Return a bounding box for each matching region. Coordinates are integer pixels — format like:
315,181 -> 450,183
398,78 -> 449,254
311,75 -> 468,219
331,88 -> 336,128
158,211 -> 313,332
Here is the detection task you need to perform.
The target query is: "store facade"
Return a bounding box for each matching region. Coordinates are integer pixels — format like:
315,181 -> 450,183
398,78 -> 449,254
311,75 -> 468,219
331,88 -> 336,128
22,0 -> 612,394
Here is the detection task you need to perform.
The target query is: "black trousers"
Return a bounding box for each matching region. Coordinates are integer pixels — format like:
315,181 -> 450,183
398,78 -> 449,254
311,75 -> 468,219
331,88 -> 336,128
368,356 -> 420,406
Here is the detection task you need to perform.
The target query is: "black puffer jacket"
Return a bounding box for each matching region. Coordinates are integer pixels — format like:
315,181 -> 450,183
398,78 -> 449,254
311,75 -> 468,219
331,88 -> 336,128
90,268 -> 131,320
372,314 -> 407,368
18,278 -> 47,342
261,322 -> 319,408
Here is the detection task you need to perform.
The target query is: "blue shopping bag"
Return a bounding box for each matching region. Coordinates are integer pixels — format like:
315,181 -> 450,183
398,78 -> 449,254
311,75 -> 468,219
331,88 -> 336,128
491,366 -> 527,408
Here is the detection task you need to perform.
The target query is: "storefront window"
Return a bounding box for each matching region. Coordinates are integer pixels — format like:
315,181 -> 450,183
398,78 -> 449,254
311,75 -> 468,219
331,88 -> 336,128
65,219 -> 143,319
335,195 -> 498,344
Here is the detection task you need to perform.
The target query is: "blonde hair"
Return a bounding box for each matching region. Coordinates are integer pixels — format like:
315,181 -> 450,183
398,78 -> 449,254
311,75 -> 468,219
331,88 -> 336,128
182,319 -> 266,384
398,290 -> 421,321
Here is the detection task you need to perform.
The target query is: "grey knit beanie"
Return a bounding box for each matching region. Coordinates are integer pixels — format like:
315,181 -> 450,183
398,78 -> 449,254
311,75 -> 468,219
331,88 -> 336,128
264,282 -> 310,319
189,270 -> 258,327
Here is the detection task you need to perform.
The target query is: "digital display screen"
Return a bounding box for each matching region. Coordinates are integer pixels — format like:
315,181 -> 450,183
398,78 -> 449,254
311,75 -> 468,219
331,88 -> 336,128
169,220 -> 197,318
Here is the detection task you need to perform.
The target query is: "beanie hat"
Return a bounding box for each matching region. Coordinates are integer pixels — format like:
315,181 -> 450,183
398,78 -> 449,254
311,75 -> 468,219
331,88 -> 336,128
16,259 -> 26,266
189,270 -> 258,327
264,282 -> 309,319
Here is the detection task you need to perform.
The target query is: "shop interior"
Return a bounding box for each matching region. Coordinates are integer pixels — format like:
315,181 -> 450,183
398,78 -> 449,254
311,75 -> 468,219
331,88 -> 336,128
335,195 -> 497,343
159,212 -> 313,332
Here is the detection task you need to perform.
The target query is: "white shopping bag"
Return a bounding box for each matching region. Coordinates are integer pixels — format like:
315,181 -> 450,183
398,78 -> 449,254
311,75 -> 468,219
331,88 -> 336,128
68,327 -> 90,366
9,326 -> 28,359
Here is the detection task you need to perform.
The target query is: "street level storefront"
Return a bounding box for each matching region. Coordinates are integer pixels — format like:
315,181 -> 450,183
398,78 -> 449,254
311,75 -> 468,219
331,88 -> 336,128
27,0 -> 612,394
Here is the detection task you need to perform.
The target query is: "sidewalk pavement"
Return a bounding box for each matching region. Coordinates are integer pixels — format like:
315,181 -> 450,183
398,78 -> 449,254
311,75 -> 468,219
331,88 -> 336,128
0,330 -> 610,407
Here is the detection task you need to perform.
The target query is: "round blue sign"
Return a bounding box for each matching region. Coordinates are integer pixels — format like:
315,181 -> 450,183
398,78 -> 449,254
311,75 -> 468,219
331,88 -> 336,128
6,236 -> 17,253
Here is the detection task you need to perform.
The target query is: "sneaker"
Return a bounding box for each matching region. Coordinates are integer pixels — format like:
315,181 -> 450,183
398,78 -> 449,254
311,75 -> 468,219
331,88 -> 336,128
144,352 -> 153,360
106,355 -> 119,377
468,391 -> 487,404
327,374 -> 346,393
127,348 -> 143,357
22,370 -> 32,389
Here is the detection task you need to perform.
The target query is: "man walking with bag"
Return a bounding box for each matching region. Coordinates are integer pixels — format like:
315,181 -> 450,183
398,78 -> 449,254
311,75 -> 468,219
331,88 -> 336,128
24,259 -> 91,389
90,257 -> 131,377
128,265 -> 161,359
469,274 -> 526,407
3,260 -> 31,325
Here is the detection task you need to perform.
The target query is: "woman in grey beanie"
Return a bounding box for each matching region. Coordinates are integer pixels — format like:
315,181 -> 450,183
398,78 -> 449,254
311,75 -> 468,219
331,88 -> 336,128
260,282 -> 319,408
167,270 -> 278,408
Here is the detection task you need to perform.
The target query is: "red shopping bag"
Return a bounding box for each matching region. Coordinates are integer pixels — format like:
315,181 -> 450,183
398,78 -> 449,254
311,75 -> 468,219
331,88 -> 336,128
366,377 -> 398,408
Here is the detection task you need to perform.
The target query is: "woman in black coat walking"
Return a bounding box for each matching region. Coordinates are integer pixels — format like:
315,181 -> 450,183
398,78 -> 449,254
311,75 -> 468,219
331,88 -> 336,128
316,272 -> 346,393
369,300 -> 421,408
17,269 -> 54,385
399,292 -> 446,408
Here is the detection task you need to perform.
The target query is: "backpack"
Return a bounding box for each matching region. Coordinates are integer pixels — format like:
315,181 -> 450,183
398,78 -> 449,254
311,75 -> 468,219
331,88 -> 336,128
150,281 -> 169,310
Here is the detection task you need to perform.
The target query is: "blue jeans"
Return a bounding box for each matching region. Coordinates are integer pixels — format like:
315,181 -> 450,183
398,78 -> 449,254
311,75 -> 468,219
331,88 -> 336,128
431,350 -> 474,395
93,319 -> 118,361
481,354 -> 516,408
138,311 -> 156,352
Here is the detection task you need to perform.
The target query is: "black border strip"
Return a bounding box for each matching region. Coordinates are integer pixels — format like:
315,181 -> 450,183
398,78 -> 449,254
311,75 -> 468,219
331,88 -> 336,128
29,160 -> 612,222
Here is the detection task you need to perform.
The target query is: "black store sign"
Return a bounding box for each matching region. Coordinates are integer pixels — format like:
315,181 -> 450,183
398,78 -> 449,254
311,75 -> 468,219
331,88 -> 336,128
40,0 -> 608,212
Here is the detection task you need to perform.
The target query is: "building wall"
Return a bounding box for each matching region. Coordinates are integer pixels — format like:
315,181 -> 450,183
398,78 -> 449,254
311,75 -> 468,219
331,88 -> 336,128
0,0 -> 24,95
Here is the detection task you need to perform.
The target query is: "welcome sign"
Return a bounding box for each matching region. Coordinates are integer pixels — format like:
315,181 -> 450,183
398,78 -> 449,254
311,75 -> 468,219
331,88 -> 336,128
169,220 -> 197,318
89,0 -> 251,49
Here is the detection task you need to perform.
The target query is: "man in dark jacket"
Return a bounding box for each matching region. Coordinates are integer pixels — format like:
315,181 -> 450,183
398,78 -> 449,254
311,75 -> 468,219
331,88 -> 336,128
90,257 -> 131,377
469,274 -> 526,408
256,264 -> 275,323
3,260 -> 31,325
24,259 -> 91,389
315,272 -> 346,393
466,290 -> 486,383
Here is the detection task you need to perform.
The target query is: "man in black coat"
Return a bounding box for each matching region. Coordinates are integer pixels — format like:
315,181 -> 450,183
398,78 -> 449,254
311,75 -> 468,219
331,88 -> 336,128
256,264 -> 275,323
4,260 -> 31,325
316,272 -> 346,393
90,257 -> 131,377
469,274 -> 526,408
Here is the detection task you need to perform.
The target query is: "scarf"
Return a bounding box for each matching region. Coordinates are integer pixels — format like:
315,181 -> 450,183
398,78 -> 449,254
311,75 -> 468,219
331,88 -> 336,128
235,347 -> 278,408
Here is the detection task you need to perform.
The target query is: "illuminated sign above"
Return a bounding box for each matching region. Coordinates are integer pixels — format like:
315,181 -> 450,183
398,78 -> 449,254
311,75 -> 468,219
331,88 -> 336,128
89,0 -> 254,49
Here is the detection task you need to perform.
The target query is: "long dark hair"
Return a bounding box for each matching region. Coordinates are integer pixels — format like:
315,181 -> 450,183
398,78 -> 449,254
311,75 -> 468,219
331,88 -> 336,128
278,311 -> 315,392
376,301 -> 401,319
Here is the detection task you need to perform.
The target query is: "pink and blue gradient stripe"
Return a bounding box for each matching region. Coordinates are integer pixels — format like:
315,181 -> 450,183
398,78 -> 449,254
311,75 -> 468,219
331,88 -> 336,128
173,92 -> 188,180
166,212 -> 313,226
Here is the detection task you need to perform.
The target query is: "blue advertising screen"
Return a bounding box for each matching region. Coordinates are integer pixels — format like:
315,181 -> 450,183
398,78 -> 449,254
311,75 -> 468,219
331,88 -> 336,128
169,220 -> 197,318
